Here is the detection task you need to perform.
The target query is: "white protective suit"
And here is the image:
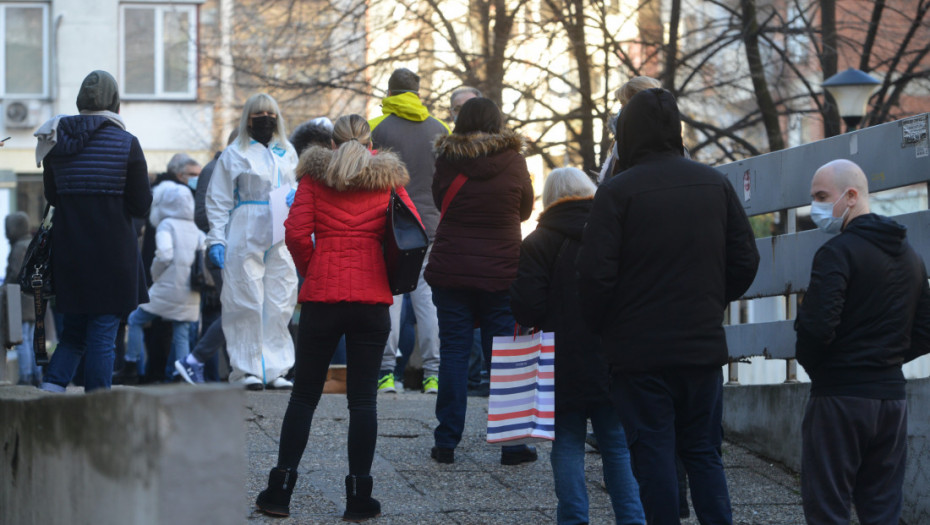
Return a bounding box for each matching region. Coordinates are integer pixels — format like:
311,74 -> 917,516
205,138 -> 299,383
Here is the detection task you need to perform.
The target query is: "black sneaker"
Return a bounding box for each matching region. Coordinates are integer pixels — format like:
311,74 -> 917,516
501,445 -> 538,466
431,446 -> 455,464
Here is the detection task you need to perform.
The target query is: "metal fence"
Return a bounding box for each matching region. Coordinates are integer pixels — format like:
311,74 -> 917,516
716,113 -> 930,383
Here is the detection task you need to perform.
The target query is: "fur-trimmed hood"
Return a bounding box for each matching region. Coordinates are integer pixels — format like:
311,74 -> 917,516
434,129 -> 525,161
433,129 -> 526,181
296,145 -> 410,192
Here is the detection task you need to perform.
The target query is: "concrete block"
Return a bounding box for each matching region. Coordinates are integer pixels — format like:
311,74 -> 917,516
722,382 -> 807,472
1,384 -> 247,525
904,377 -> 930,524
723,377 -> 930,524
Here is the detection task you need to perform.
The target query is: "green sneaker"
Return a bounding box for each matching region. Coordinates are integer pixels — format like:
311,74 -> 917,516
378,373 -> 396,393
423,376 -> 439,394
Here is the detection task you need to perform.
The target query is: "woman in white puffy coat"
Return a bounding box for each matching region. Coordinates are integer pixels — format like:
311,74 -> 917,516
124,182 -> 205,378
205,93 -> 299,390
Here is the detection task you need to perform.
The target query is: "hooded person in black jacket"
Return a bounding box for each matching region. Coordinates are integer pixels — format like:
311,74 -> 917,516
577,88 -> 759,524
511,168 -> 644,524
796,159 -> 930,525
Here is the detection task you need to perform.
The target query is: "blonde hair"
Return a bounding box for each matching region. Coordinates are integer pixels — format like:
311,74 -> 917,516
237,93 -> 288,150
325,114 -> 373,187
543,167 -> 596,209
616,76 -> 662,105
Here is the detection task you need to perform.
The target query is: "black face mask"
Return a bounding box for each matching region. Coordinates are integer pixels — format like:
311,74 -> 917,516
249,116 -> 277,145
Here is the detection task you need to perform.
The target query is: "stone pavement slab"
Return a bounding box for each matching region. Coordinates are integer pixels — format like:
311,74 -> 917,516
245,390 -> 805,524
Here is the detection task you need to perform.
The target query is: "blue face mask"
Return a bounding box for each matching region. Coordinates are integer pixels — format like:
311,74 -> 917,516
187,177 -> 199,190
810,190 -> 849,234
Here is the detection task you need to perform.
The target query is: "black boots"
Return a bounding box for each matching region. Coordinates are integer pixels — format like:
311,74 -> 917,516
256,467 -> 298,517
112,361 -> 139,385
342,474 -> 381,522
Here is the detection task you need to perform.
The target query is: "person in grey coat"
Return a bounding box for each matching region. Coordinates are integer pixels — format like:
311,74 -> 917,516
369,68 -> 449,393
5,212 -> 38,385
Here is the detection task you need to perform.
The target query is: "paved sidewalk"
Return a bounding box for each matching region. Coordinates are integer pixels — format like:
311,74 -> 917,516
246,390 -> 805,524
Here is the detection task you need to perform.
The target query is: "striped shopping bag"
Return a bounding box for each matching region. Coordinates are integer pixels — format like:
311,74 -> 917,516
486,331 -> 555,444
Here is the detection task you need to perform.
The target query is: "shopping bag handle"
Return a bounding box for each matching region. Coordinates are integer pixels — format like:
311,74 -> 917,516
512,323 -> 537,340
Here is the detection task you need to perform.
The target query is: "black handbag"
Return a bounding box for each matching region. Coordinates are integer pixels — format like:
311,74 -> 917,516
189,248 -> 215,292
383,189 -> 428,295
17,204 -> 54,366
18,204 -> 54,299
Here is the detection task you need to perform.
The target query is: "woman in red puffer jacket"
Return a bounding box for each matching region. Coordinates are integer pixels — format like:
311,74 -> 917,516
256,114 -> 419,522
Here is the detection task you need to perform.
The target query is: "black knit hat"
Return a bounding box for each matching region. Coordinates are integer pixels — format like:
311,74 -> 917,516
76,70 -> 120,113
387,68 -> 419,94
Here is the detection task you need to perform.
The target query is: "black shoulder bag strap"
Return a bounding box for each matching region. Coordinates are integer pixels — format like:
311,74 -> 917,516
32,286 -> 48,366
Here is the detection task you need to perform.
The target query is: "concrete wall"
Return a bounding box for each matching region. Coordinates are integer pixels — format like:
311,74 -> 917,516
723,377 -> 930,524
1,384 -> 247,525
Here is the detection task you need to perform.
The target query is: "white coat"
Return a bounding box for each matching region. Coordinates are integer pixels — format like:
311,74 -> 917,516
140,182 -> 205,322
204,138 -> 299,383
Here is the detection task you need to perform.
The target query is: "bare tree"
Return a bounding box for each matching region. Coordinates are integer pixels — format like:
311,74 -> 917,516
196,0 -> 930,167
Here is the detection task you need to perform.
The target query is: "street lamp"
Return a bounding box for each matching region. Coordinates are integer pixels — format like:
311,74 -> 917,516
822,68 -> 881,131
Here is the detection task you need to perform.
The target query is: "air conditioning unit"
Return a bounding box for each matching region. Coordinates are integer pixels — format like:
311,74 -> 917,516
4,100 -> 43,129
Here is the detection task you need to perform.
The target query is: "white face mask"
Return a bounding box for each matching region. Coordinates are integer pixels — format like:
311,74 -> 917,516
810,190 -> 849,234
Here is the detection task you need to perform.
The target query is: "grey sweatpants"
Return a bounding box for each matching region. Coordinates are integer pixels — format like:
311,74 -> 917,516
801,395 -> 906,525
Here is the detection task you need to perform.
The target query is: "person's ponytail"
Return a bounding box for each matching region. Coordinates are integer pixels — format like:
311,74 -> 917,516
325,114 -> 372,189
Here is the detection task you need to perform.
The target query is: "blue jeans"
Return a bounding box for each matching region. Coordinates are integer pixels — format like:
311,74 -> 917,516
612,367 -> 731,525
126,307 -> 191,377
467,328 -> 486,389
16,321 -> 39,384
551,402 -> 645,525
432,288 -> 514,449
42,313 -> 121,392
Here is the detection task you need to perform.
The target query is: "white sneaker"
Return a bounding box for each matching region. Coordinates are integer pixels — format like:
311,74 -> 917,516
240,374 -> 264,391
269,376 -> 293,390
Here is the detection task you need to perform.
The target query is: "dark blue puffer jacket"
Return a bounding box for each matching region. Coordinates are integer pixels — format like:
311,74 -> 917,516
42,115 -> 152,315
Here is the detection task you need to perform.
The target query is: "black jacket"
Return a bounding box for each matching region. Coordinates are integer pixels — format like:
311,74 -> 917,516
795,214 -> 930,399
194,152 -> 221,233
510,197 -> 610,413
43,115 -> 151,315
577,88 -> 759,372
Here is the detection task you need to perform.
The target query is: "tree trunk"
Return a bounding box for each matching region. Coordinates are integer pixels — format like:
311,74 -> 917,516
739,0 -> 785,151
563,0 -> 597,172
820,0 -> 842,137
663,0 -> 681,93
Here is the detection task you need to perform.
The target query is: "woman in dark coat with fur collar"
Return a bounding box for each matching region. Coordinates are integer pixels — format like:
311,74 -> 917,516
256,114 -> 419,522
425,97 -> 535,466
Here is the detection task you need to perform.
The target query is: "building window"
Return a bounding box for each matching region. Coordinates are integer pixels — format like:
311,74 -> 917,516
120,4 -> 197,99
0,3 -> 49,98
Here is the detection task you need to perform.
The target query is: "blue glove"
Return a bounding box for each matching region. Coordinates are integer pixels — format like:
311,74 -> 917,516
208,244 -> 225,269
286,188 -> 296,207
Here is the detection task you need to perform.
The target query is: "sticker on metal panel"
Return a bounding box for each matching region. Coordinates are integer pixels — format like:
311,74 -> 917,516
900,115 -> 928,148
742,169 -> 751,202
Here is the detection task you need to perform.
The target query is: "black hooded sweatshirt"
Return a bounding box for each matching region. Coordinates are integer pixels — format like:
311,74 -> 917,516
795,213 -> 930,399
577,88 -> 760,372
510,197 -> 610,413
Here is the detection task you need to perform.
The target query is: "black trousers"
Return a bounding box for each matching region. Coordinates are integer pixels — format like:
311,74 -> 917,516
276,302 -> 390,476
611,366 -> 732,525
801,395 -> 907,525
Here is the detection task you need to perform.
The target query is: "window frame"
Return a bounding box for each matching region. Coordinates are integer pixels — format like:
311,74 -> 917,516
0,2 -> 50,99
118,3 -> 198,101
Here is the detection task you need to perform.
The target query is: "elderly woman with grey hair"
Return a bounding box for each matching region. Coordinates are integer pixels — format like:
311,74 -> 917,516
510,168 -> 645,525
